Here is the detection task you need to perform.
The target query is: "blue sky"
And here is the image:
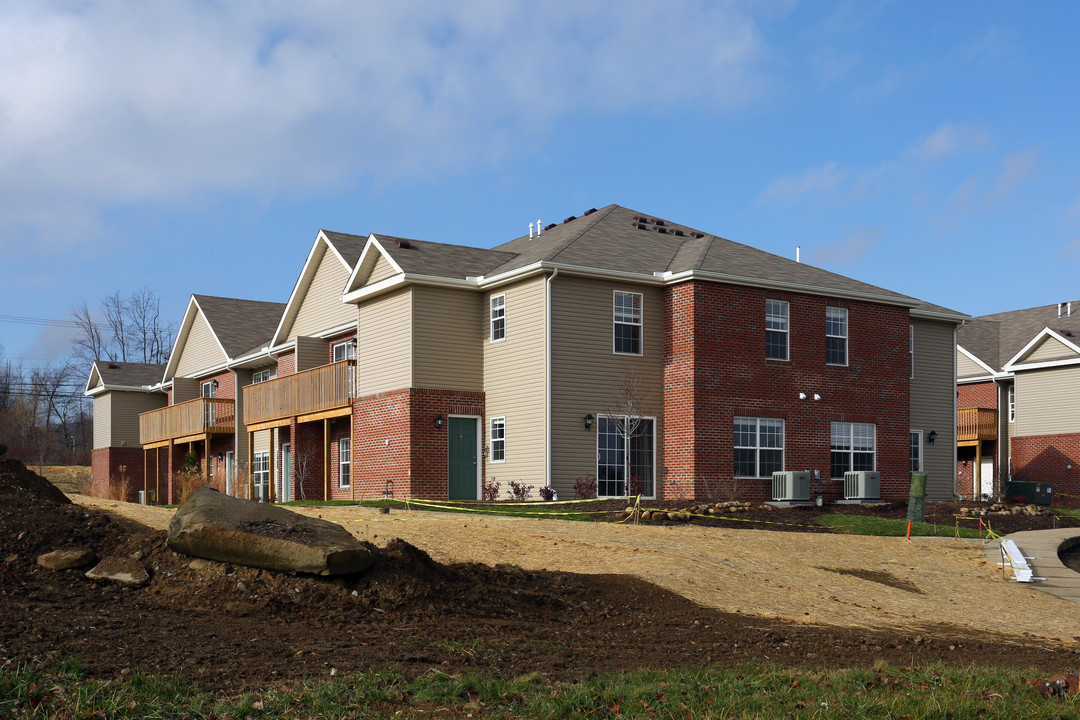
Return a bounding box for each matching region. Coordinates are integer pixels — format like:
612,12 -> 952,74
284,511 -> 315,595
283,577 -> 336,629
2,1 -> 1079,367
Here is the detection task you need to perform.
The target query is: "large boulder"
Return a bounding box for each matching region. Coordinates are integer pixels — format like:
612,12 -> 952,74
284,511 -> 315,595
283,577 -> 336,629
167,488 -> 374,576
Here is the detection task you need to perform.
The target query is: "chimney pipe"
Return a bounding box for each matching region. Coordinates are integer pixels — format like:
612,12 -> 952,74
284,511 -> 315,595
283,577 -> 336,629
796,246 -> 801,263
1070,302 -> 1073,317
1059,303 -> 1063,318
529,222 -> 534,239
537,219 -> 542,236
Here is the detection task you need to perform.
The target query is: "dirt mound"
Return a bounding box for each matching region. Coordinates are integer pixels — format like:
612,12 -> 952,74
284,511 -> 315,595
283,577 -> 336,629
3,486 -> 1078,693
0,459 -> 71,505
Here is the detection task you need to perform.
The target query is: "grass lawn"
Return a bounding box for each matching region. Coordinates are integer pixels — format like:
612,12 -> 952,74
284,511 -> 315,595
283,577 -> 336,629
817,514 -> 987,539
3,660 -> 1076,719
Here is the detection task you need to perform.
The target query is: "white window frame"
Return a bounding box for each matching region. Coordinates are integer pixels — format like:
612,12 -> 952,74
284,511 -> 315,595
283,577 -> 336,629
766,299 -> 789,361
909,325 -> 915,379
613,290 -> 643,356
490,294 -> 506,342
490,416 -> 506,462
1008,384 -> 1015,422
826,307 -> 848,366
910,430 -> 923,473
252,368 -> 276,384
733,417 -> 785,478
831,422 -> 876,479
253,451 -> 270,495
596,414 -> 656,499
333,339 -> 357,363
201,380 -> 216,397
339,437 -> 351,488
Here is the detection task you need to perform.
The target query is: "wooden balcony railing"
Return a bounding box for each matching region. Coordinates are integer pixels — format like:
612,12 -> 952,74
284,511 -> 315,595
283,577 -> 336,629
140,397 -> 236,445
957,407 -> 997,444
243,360 -> 355,426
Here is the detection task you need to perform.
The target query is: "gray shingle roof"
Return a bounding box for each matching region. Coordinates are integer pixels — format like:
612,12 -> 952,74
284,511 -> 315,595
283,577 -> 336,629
321,230 -> 369,267
959,302 -> 1080,371
94,361 -> 166,387
372,234 -> 518,279
193,295 -> 286,358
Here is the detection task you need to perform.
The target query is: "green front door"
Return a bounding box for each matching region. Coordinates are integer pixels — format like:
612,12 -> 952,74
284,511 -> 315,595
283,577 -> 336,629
448,417 -> 478,500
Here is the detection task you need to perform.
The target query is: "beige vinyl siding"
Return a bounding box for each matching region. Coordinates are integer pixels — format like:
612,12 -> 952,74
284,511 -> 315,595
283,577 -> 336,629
957,350 -> 988,379
482,276 -> 548,489
233,368 -> 253,465
1014,365 -> 1080,436
368,255 -> 400,285
295,336 -> 329,372
413,286 -> 483,391
357,288 -> 413,395
550,276 -> 664,499
175,311 -> 227,377
289,248 -> 354,341
93,393 -> 112,449
254,428 -> 270,454
172,377 -> 199,404
1025,336 -> 1078,364
910,319 -> 958,501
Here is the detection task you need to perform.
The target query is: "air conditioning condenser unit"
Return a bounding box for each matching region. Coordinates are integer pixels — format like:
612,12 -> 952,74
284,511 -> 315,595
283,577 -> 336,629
771,471 -> 810,502
843,471 -> 881,501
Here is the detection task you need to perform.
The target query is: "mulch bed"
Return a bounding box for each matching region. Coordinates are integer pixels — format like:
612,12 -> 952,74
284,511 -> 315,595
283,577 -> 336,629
2,459 -> 1078,693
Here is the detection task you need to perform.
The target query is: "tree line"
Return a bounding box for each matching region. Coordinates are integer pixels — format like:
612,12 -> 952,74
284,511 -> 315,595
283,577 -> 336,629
1,289 -> 175,469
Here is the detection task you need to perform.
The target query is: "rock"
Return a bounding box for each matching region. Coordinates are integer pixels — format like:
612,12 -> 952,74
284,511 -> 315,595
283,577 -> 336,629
37,548 -> 96,570
167,487 -> 375,576
188,557 -> 217,571
85,556 -> 149,587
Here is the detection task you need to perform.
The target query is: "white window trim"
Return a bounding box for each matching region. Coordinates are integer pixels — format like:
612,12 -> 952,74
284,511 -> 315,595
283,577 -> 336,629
490,416 -> 506,463
613,290 -> 643,356
333,339 -> 357,363
252,367 -> 277,384
490,294 -> 506,343
826,306 -> 848,367
733,417 -> 785,479
339,437 -> 351,487
253,451 -> 270,490
766,299 -> 789,361
202,380 -> 216,397
910,430 -> 923,473
1008,384 -> 1015,422
596,414 -> 657,499
830,422 -> 877,479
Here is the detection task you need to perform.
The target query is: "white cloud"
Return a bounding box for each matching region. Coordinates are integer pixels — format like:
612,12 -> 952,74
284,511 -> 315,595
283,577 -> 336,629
757,162 -> 852,205
811,224 -> 884,267
908,123 -> 990,161
0,1 -> 769,249
990,148 -> 1038,201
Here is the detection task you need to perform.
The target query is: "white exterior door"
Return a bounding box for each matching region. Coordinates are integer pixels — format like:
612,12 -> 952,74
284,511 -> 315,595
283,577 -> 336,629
281,443 -> 292,503
980,457 -> 994,499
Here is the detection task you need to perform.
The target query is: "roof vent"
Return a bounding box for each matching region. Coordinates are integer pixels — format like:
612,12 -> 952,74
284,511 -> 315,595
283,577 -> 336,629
394,238 -> 411,248
652,219 -> 666,227
691,232 -> 705,239
563,216 -> 576,224
584,208 -> 597,216
544,223 -> 557,231
673,229 -> 685,237
107,363 -> 119,369
633,222 -> 648,230
653,226 -> 668,234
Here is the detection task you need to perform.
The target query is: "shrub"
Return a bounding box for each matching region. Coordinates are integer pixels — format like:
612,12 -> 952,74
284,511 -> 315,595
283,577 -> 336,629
481,477 -> 501,502
175,468 -> 211,504
538,486 -> 556,502
574,475 -> 597,500
628,475 -> 644,497
508,480 -> 533,501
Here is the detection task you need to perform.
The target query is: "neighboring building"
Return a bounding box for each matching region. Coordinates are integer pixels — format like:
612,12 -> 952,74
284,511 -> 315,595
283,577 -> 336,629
88,204 -> 966,504
956,302 -> 1080,501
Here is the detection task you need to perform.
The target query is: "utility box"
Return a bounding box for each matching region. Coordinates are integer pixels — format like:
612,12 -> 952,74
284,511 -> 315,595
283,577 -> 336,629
1004,481 -> 1053,506
138,490 -> 156,506
907,472 -> 927,522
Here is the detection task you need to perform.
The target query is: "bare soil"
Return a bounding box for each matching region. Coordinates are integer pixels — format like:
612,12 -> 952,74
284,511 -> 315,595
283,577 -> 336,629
4,459 -> 1080,694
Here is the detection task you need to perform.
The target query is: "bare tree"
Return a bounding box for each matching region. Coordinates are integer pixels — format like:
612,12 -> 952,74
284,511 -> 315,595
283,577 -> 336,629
102,291 -> 130,362
71,302 -> 110,367
603,370 -> 654,497
70,288 -> 175,369
293,444 -> 319,500
127,287 -> 172,364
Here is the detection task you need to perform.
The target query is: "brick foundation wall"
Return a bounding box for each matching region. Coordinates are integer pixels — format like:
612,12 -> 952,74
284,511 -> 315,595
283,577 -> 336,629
353,387 -> 485,499
958,381 -> 997,409
662,281 -> 911,502
90,447 -> 147,503
1012,432 -> 1080,506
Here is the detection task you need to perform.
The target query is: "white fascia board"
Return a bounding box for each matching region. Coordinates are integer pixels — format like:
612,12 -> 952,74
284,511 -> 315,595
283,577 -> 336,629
342,236 -> 406,297
957,374 -> 1007,385
320,230 -> 353,271
270,232 -> 329,348
84,383 -> 162,397
227,346 -> 274,370
84,363 -> 103,395
265,338 -> 298,358
1004,327 -> 1080,371
1007,357 -> 1080,372
178,360 -> 231,380
667,269 -> 920,308
162,296 -> 201,382
342,273 -> 408,304
957,345 -> 1000,377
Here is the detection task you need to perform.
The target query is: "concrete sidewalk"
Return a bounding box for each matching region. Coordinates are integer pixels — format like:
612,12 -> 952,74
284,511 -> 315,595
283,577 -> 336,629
985,529 -> 1080,605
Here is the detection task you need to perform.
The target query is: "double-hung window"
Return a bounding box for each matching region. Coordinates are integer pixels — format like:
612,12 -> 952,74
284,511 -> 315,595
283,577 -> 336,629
765,299 -> 789,360
910,431 -> 923,472
252,368 -> 276,384
613,291 -> 642,355
490,417 -> 506,462
733,417 -> 784,478
826,307 -> 848,365
333,339 -> 356,362
339,438 -> 351,488
831,422 -> 876,478
253,451 -> 270,499
1008,384 -> 1015,422
490,295 -> 506,342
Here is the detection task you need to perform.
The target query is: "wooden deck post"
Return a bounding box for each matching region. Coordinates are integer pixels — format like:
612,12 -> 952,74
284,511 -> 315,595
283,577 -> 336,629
143,449 -> 148,501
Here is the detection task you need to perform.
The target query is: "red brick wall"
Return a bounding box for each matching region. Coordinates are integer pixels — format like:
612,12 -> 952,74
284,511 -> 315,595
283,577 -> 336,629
196,370 -> 235,400
956,441 -> 997,499
352,387 -> 485,499
958,382 -> 996,409
278,351 -> 296,377
326,332 -> 357,365
90,447 -> 146,502
662,281 -> 911,502
1012,432 -> 1080,505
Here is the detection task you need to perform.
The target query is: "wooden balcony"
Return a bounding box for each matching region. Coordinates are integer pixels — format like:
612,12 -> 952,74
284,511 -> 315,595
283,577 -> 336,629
140,397 -> 236,446
243,360 -> 355,428
957,407 -> 997,445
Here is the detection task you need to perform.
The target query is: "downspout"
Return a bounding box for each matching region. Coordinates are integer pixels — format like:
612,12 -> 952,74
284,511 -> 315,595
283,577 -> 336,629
546,267 -> 558,492
953,321 -> 964,500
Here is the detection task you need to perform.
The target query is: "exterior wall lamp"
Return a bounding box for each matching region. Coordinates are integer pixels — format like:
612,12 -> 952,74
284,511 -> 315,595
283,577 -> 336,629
434,414 -> 444,429
584,414 -> 594,430
928,430 -> 937,445
211,379 -> 219,390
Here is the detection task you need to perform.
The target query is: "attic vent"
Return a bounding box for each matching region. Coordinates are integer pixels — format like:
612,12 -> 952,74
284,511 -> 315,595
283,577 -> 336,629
563,216 -> 576,224
691,232 -> 705,239
394,238 -> 411,248
544,223 -> 557,231
653,226 -> 668,234
633,222 -> 648,230
107,363 -> 119,369
673,229 -> 685,237
652,219 -> 666,227
584,208 -> 598,215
